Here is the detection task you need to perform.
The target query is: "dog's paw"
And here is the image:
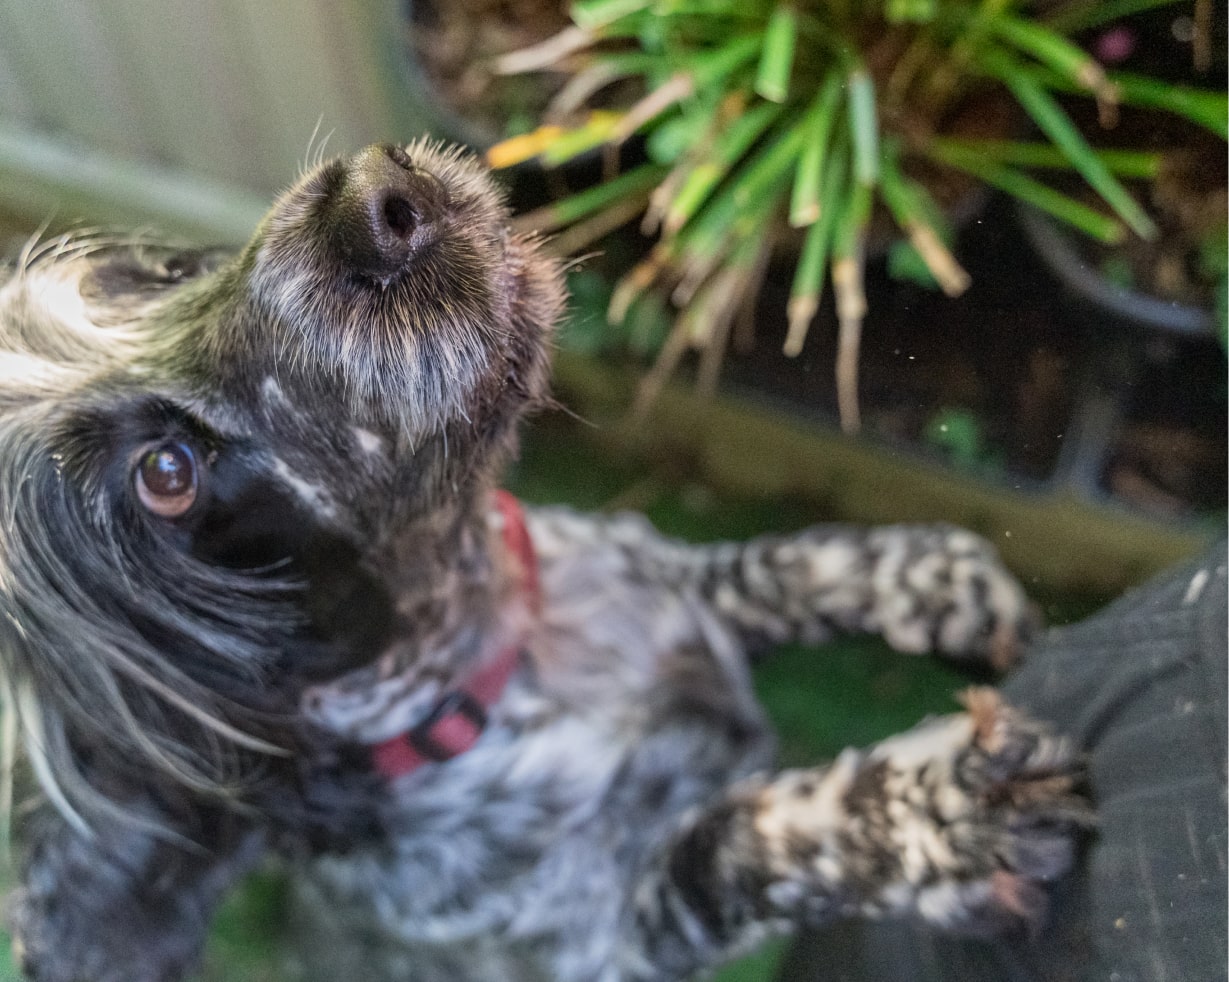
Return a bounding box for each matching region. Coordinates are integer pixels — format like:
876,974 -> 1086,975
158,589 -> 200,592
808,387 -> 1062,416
863,687 -> 1092,936
870,526 -> 1038,671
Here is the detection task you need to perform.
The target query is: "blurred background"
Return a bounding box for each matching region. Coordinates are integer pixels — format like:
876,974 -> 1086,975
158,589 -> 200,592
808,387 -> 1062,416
0,1 -> 1224,979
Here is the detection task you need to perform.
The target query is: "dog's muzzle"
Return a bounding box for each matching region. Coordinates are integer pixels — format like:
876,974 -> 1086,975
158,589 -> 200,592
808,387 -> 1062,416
324,143 -> 451,282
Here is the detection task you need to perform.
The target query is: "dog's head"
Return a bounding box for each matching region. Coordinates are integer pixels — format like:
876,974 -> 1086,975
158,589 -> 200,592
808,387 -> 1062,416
0,141 -> 564,826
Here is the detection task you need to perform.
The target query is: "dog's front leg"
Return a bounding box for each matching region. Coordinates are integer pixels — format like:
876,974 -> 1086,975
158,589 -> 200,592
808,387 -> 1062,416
627,690 -> 1089,982
9,805 -> 264,982
705,523 -> 1038,670
530,510 -> 1034,669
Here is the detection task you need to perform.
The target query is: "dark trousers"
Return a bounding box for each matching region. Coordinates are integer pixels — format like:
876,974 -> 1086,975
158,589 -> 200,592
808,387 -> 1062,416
782,541 -> 1228,982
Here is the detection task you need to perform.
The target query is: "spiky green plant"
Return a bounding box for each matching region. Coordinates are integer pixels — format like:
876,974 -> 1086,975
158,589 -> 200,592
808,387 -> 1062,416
490,0 -> 1227,430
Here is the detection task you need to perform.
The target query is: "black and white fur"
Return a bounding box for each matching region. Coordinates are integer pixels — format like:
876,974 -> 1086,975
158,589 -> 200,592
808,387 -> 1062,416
0,141 -> 1088,982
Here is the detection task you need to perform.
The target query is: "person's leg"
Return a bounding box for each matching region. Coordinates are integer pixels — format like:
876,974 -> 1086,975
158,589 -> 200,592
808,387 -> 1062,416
779,541 -> 1228,982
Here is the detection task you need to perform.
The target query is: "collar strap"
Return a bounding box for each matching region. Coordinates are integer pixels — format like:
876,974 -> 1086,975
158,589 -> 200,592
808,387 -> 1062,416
493,488 -> 540,615
371,491 -> 537,780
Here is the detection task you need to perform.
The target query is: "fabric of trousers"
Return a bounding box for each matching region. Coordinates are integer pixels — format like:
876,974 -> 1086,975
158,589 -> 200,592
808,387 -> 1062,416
780,540 -> 1228,982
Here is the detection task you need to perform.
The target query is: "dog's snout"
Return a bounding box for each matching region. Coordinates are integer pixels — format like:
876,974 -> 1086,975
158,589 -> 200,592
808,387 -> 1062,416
328,144 -> 450,281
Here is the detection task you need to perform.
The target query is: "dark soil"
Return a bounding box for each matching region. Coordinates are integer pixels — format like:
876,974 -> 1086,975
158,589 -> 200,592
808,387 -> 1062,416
1104,144 -> 1227,309
1103,332 -> 1228,515
408,0 -> 571,140
719,194 -> 1227,518
1054,113 -> 1227,312
726,195 -> 1091,483
1061,3 -> 1228,310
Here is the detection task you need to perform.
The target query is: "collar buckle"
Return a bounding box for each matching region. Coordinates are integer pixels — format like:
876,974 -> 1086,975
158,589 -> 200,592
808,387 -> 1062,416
404,689 -> 489,763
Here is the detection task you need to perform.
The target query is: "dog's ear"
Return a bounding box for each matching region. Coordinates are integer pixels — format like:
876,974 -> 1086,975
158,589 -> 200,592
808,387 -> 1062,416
0,413 -> 297,829
80,245 -> 233,303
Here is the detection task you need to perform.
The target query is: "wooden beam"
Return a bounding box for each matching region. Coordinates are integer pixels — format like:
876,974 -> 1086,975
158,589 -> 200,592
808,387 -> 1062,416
552,352 -> 1212,596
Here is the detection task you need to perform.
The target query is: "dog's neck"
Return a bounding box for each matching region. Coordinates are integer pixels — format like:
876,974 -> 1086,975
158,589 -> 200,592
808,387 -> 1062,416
302,482 -> 529,743
367,491 -> 536,778
386,488 -> 500,645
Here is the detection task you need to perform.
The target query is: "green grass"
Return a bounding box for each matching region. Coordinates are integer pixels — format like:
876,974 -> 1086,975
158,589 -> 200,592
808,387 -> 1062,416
198,873 -> 293,982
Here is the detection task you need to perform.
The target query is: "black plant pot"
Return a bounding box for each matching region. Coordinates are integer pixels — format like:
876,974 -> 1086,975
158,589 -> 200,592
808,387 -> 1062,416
1014,203 -> 1225,518
1016,203 -> 1216,337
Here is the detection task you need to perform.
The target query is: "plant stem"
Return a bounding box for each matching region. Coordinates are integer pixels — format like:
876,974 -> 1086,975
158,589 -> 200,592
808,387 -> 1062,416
610,72 -> 696,145
696,237 -> 772,400
646,94 -> 745,234
664,101 -> 782,233
785,143 -> 849,355
609,245 -> 673,323
834,254 -> 865,434
630,313 -> 693,423
547,57 -> 652,119
832,179 -> 872,433
880,146 -> 971,296
493,25 -> 596,75
549,191 -> 656,256
847,68 -> 880,187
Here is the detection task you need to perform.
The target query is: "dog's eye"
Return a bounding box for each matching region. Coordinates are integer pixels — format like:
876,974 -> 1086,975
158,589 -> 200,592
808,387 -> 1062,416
135,442 -> 199,518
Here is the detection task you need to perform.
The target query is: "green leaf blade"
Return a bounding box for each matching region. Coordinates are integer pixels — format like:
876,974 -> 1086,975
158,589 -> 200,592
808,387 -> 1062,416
789,73 -> 844,227
571,0 -> 654,32
1112,73 -> 1229,140
983,50 -> 1156,238
928,138 -> 1162,178
663,101 -> 783,232
847,69 -> 879,187
928,142 -> 1126,243
536,164 -> 668,229
785,145 -> 849,354
755,6 -> 799,103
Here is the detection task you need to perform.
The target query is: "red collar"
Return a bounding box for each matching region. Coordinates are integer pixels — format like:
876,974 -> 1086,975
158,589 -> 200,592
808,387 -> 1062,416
371,491 -> 537,780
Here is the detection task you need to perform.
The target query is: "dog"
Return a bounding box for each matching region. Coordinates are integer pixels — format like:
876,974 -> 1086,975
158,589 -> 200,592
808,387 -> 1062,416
0,141 -> 1088,982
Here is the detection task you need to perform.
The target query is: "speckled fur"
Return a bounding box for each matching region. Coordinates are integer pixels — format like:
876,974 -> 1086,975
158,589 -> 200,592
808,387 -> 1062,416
0,142 -> 1088,982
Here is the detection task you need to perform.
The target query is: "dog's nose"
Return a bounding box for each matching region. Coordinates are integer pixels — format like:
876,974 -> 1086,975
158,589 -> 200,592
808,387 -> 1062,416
328,144 -> 450,281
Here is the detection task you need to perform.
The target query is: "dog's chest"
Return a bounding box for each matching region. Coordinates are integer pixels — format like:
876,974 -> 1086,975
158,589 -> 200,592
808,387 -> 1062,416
301,518 -> 774,975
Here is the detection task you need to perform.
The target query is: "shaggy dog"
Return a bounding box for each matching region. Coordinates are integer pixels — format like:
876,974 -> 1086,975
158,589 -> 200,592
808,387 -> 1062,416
0,142 -> 1087,982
